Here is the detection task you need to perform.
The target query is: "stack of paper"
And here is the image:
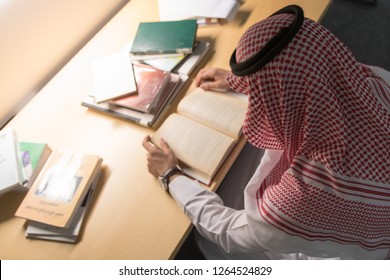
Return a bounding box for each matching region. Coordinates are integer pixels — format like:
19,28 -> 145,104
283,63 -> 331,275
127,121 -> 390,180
83,19 -> 210,128
158,0 -> 241,25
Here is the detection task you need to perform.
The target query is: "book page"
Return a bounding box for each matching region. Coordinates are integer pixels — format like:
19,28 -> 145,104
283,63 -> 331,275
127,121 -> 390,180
177,88 -> 247,139
92,52 -> 137,103
151,113 -> 236,183
158,0 -> 240,22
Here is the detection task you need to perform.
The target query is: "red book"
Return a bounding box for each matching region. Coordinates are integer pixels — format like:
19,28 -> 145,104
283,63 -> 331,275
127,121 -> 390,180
110,64 -> 171,113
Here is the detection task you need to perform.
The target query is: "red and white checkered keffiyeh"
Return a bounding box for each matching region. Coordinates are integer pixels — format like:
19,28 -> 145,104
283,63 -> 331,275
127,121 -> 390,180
228,13 -> 390,252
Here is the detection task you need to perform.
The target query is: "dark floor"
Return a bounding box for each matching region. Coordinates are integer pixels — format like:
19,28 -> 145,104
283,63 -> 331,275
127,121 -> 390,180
174,0 -> 390,260
321,0 -> 390,70
174,228 -> 205,260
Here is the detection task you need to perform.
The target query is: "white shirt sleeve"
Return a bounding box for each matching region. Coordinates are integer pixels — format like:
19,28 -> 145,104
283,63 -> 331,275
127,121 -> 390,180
169,176 -> 265,253
168,149 -> 284,254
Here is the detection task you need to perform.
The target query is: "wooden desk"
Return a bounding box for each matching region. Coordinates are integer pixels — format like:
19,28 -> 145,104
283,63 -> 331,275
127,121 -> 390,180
0,0 -> 332,259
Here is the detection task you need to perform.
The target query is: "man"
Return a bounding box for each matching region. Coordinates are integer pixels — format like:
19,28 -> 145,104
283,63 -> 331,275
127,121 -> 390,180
143,5 -> 390,259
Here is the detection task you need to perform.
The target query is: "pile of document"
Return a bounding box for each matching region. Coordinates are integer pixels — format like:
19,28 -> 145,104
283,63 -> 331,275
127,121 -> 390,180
158,0 -> 241,25
82,19 -> 210,128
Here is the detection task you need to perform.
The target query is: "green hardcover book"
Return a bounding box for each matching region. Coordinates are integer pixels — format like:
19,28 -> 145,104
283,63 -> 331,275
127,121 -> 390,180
130,20 -> 198,55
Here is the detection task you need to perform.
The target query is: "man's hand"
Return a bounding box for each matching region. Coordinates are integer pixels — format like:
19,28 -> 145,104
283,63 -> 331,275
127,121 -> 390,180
194,67 -> 231,91
142,135 -> 178,178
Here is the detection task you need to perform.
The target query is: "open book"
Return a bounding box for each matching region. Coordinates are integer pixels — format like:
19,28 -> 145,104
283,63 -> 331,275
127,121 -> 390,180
151,87 -> 247,185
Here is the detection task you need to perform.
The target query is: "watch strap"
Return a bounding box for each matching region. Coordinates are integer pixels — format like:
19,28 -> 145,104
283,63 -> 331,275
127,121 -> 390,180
165,165 -> 183,184
158,165 -> 184,191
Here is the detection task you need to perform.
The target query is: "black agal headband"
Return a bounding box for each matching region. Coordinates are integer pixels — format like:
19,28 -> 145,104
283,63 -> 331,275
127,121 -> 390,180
229,5 -> 304,77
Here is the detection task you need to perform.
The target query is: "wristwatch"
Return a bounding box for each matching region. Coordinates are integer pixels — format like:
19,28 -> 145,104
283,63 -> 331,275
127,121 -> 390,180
158,165 -> 184,192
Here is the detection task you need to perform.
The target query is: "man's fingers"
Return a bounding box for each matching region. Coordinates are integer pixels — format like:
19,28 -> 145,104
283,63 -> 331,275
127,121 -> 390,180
159,138 -> 171,153
142,135 -> 157,153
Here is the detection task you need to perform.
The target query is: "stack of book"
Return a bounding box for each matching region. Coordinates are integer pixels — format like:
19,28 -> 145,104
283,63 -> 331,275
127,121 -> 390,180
16,149 -> 102,243
82,19 -> 210,128
0,128 -> 103,243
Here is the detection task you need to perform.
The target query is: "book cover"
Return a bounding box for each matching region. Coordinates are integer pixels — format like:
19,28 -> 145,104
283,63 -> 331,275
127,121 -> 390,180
130,20 -> 198,55
92,52 -> 137,103
19,142 -> 52,189
110,63 -> 171,113
15,150 -> 102,228
25,169 -> 101,243
0,128 -> 26,195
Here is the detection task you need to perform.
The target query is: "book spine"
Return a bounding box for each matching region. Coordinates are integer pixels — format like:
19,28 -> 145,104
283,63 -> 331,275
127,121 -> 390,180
131,48 -> 193,55
81,100 -> 151,127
